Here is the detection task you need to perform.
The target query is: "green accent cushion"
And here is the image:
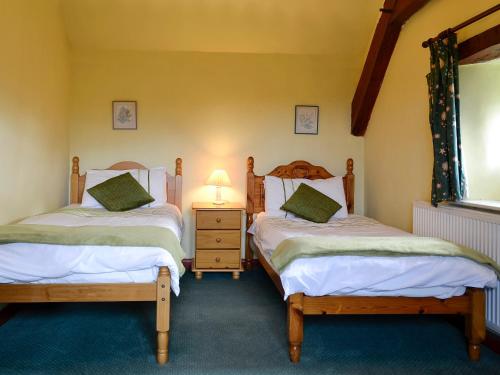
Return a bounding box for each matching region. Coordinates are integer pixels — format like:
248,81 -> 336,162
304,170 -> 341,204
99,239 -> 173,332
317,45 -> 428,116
280,183 -> 342,223
87,172 -> 155,212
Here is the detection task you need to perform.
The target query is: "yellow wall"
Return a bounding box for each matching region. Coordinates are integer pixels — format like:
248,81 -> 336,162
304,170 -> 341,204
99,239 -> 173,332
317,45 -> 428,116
0,0 -> 70,224
460,60 -> 500,200
69,50 -> 364,255
61,0 -> 381,56
365,0 -> 500,231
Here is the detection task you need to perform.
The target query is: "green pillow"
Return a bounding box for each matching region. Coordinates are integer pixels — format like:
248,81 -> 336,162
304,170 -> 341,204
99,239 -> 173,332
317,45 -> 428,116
281,183 -> 342,223
87,172 -> 155,212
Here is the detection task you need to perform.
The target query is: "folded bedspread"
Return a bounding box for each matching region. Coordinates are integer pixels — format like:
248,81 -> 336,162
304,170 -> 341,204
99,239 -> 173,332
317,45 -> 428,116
271,235 -> 500,277
0,205 -> 186,293
0,224 -> 186,276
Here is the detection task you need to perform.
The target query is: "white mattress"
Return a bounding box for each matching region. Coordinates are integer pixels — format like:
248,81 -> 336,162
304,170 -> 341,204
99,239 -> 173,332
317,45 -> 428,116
0,204 -> 184,295
250,213 -> 497,299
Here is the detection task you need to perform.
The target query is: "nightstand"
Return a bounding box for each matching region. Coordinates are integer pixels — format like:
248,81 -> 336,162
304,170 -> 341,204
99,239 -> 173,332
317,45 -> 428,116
192,202 -> 244,280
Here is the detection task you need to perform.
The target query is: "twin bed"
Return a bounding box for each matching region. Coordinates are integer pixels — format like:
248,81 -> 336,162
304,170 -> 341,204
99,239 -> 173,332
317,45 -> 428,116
245,156 -> 497,363
0,157 -> 184,365
0,156 -> 497,365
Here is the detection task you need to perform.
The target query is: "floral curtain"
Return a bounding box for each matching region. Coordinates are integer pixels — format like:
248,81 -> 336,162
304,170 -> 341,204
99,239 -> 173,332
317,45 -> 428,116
426,32 -> 465,207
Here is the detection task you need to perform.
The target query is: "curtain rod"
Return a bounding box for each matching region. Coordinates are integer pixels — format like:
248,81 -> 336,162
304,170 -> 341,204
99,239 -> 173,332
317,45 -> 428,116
422,4 -> 500,48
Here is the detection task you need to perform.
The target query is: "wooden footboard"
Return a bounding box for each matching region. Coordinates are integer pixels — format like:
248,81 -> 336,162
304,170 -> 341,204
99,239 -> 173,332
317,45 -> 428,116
286,288 -> 485,363
0,266 -> 172,365
251,239 -> 486,363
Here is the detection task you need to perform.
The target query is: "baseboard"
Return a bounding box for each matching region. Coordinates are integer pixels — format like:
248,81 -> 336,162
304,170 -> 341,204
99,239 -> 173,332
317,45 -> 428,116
485,329 -> 500,355
182,258 -> 193,270
0,304 -> 18,327
445,315 -> 500,355
242,259 -> 260,269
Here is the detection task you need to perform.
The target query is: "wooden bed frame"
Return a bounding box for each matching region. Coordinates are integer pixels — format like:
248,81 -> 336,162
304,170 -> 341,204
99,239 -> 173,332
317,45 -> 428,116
0,156 -> 183,365
245,156 -> 486,363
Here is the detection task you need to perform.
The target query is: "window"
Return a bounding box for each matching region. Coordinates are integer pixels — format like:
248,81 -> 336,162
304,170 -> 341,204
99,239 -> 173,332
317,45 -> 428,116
459,58 -> 500,210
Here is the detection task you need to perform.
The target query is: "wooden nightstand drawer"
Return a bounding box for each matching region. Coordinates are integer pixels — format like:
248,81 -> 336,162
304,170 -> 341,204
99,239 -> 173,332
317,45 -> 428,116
196,230 -> 240,249
196,210 -> 241,230
196,250 -> 240,269
192,202 -> 244,280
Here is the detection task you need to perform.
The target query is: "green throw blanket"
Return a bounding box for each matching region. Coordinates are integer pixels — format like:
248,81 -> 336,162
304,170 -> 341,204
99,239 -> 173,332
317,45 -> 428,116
271,236 -> 500,277
0,224 -> 186,275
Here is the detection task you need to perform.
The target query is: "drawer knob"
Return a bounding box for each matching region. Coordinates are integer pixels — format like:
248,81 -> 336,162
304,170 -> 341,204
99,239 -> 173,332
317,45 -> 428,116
216,238 -> 222,243
216,217 -> 222,223
215,257 -> 221,262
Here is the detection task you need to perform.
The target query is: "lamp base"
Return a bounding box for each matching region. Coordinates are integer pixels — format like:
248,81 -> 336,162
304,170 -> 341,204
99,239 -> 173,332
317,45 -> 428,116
213,186 -> 226,205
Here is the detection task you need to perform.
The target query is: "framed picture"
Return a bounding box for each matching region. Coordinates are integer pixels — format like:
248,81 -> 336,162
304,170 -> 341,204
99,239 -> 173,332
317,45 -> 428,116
295,105 -> 319,135
113,101 -> 137,130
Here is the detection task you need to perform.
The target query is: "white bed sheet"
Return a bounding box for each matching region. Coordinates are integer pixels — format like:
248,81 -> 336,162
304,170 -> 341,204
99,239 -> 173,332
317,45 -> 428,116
0,204 -> 184,295
250,213 -> 497,299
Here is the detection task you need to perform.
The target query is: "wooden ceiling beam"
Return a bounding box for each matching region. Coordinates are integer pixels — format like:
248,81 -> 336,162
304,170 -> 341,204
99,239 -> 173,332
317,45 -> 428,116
391,0 -> 430,25
351,0 -> 431,136
459,24 -> 500,65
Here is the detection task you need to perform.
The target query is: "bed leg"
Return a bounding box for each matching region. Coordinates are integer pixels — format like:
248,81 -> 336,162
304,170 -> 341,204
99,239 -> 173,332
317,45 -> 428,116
288,293 -> 304,363
245,240 -> 253,271
465,288 -> 485,361
245,214 -> 254,271
156,267 -> 170,365
157,331 -> 169,365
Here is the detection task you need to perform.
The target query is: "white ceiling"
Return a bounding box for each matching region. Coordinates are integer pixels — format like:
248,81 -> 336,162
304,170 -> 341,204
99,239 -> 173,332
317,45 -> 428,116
61,0 -> 382,56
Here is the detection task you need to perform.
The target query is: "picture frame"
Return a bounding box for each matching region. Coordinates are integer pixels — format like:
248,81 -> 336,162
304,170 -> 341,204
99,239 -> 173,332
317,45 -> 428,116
295,105 -> 319,135
112,101 -> 137,130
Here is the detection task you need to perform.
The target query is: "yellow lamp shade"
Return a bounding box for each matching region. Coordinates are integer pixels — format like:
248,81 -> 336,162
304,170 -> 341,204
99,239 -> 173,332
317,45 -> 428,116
205,169 -> 231,187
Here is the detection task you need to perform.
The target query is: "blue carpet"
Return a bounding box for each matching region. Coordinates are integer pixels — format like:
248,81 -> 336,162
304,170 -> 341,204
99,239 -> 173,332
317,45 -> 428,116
0,268 -> 499,374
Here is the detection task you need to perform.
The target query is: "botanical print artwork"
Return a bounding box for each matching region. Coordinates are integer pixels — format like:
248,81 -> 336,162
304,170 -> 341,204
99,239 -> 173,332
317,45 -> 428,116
295,105 -> 319,134
117,106 -> 132,124
113,101 -> 137,129
299,112 -> 314,130
426,33 -> 465,206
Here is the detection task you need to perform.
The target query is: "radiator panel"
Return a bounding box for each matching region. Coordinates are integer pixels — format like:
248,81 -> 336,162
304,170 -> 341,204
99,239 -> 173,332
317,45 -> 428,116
413,201 -> 500,334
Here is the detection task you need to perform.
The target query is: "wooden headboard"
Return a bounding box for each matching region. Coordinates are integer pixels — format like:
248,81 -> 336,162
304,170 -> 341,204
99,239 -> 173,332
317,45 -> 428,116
70,156 -> 183,210
246,156 -> 354,221
244,156 -> 353,264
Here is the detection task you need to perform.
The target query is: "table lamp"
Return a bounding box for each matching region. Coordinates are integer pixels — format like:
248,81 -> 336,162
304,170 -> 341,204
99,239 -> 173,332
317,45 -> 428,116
205,169 -> 231,205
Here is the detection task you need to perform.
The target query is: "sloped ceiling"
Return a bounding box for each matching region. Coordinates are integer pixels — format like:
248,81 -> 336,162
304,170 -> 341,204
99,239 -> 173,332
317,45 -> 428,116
61,0 -> 383,56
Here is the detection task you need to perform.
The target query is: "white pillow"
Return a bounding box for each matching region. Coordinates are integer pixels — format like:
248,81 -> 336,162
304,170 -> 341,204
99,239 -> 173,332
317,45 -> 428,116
81,168 -> 167,208
264,175 -> 348,219
137,167 -> 167,207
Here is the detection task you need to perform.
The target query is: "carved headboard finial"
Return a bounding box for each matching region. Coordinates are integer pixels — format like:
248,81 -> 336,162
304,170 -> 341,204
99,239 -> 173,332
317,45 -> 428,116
175,158 -> 182,176
247,156 -> 254,173
346,158 -> 354,175
72,156 -> 80,175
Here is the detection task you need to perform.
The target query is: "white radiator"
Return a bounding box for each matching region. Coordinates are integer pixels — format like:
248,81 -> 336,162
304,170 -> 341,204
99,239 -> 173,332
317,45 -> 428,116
413,201 -> 500,334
